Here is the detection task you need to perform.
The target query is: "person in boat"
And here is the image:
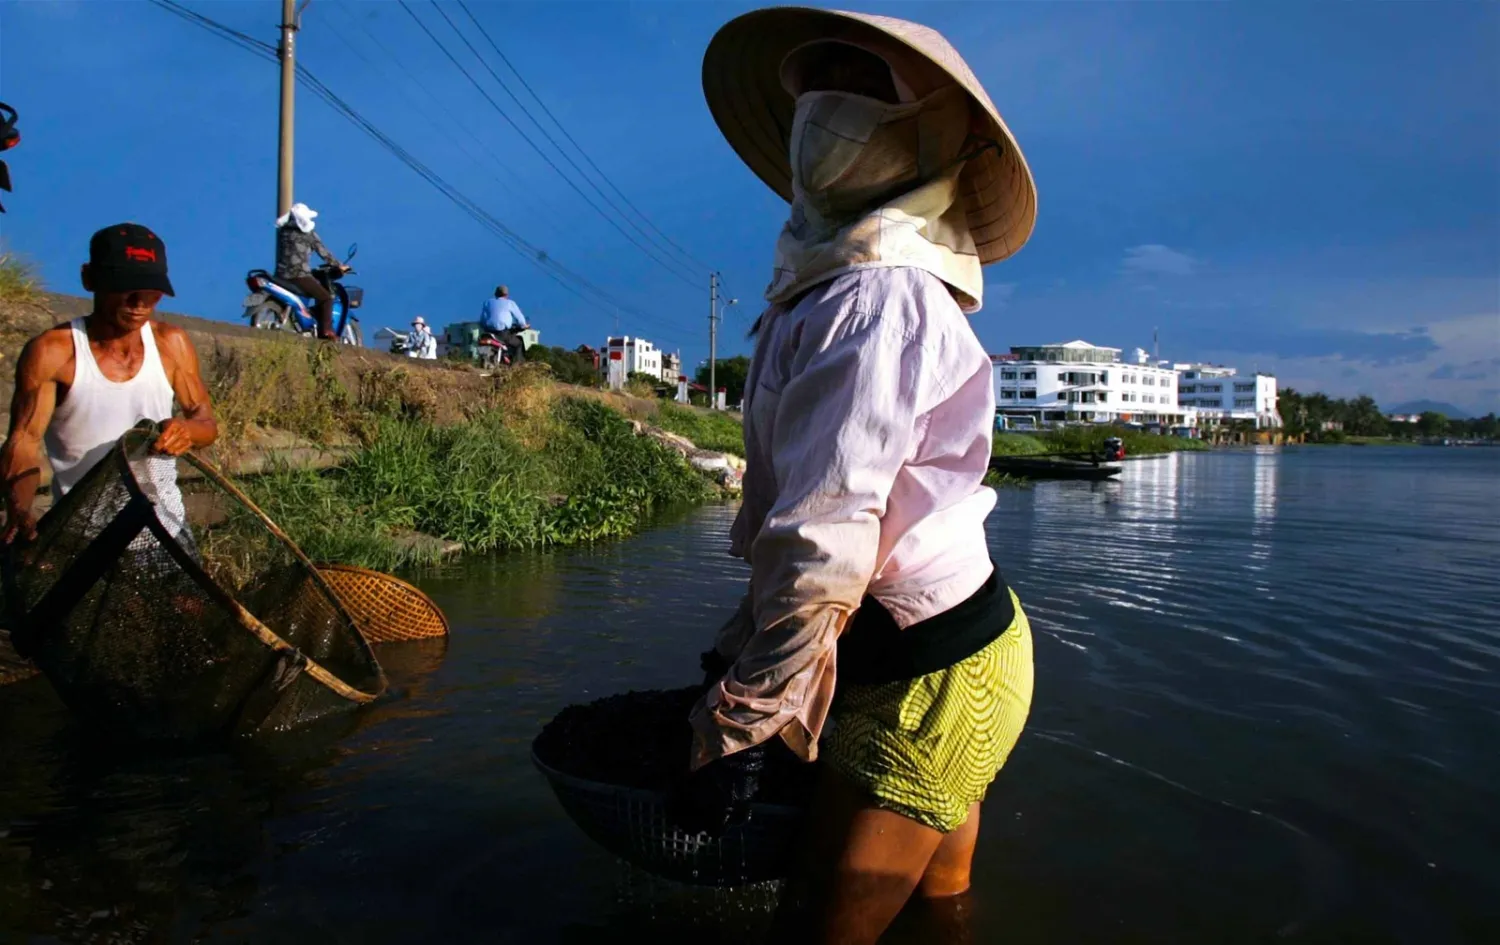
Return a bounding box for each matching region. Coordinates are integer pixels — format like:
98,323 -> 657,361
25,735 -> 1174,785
1,223 -> 217,546
677,9 -> 1038,943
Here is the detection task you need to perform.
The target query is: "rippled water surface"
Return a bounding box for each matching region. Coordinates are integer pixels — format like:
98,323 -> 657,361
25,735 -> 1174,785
2,446 -> 1497,943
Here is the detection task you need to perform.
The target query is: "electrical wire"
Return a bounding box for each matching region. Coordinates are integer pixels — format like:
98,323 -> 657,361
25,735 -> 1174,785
456,0 -> 715,277
325,1 -> 570,232
449,0 -> 711,278
398,0 -> 703,291
146,0 -> 700,341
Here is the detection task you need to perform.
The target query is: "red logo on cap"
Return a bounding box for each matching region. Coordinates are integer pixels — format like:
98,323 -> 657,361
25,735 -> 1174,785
124,246 -> 157,263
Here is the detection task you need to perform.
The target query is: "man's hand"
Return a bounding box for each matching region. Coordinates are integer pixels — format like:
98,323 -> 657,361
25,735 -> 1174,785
2,500 -> 37,546
152,418 -> 194,456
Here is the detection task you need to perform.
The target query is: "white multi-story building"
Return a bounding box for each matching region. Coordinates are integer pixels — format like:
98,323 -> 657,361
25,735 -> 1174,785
1175,364 -> 1280,428
993,341 -> 1193,427
602,335 -> 663,388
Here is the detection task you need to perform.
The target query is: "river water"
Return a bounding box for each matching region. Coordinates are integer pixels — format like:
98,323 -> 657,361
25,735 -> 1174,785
1,446 -> 1496,943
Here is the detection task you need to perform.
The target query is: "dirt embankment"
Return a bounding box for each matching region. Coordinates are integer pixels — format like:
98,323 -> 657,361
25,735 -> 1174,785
0,292 -> 709,487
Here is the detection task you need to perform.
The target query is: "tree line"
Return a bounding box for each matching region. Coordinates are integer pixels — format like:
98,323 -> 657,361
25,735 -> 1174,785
1279,389 -> 1498,441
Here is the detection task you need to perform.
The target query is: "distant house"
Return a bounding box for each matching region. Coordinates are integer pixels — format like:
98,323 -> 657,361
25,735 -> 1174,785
1320,420 -> 1344,432
1175,362 -> 1281,429
994,340 -> 1191,428
1387,413 -> 1422,424
601,335 -> 663,389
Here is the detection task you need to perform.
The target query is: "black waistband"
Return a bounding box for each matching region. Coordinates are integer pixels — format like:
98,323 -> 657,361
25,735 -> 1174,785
836,566 -> 1014,687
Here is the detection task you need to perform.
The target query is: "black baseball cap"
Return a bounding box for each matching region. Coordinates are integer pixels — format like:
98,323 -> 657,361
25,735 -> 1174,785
88,223 -> 174,296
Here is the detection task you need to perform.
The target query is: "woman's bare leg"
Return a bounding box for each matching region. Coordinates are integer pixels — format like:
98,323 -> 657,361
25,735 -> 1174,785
772,768 -> 945,945
918,802 -> 981,898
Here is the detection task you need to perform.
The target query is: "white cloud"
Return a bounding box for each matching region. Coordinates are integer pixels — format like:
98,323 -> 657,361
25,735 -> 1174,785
1121,244 -> 1198,277
1200,314 -> 1500,415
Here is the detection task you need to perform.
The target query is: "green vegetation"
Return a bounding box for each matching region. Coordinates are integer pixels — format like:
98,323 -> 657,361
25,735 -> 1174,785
212,396 -> 717,572
696,354 -> 751,405
990,433 -> 1052,457
526,345 -> 603,388
982,469 -> 1031,490
0,252 -> 40,304
651,402 -> 744,455
624,371 -> 662,399
1281,388 -> 1498,443
993,426 -> 1207,458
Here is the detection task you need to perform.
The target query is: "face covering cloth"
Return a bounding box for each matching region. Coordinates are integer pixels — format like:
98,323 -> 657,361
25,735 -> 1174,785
765,85 -> 985,313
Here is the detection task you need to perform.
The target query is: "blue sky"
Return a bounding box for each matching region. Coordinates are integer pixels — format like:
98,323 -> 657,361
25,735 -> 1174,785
2,1 -> 1496,412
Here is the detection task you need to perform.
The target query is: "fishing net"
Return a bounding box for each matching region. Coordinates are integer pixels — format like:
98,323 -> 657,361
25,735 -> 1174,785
1,422 -> 385,741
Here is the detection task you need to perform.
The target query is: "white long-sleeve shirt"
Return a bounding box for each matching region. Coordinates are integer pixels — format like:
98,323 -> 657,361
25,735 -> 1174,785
689,266 -> 998,767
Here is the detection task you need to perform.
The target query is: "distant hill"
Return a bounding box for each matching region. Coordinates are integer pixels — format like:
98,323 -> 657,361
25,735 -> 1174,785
1384,400 -> 1470,419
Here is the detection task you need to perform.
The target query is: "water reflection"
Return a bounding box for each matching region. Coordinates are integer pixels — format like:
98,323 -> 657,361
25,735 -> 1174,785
3,451 -> 1499,943
0,639 -> 450,942
1252,447 -> 1280,527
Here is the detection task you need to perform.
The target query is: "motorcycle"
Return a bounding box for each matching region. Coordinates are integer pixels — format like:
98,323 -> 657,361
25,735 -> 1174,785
375,327 -> 411,356
477,329 -> 530,369
242,243 -> 364,346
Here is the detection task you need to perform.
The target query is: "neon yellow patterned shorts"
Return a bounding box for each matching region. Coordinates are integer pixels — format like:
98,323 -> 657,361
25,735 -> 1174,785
822,590 -> 1035,833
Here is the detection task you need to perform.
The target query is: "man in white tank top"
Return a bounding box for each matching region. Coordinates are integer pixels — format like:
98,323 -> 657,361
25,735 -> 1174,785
0,223 -> 218,544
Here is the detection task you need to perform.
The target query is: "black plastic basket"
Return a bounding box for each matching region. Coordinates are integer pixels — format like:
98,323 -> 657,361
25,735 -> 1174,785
533,747 -> 806,888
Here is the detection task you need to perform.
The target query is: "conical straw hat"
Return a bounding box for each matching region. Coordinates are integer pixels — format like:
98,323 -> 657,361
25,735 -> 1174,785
702,6 -> 1037,266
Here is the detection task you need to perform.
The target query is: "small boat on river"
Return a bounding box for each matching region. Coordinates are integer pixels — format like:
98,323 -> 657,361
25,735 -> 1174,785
990,456 -> 1122,481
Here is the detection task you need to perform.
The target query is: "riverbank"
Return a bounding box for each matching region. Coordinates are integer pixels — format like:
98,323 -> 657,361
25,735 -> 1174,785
0,292 -> 744,572
994,427 -> 1209,457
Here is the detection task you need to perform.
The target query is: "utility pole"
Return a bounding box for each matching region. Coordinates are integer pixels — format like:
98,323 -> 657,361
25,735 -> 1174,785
277,0 -> 301,220
708,271 -> 719,410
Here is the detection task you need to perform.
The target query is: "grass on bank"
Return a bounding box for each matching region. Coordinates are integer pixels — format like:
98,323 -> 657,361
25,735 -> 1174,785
651,403 -> 744,455
993,426 -> 1209,457
206,395 -> 718,573
0,253 -> 41,304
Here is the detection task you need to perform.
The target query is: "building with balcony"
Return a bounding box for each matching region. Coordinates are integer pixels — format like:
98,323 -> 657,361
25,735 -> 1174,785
992,341 -> 1193,427
1175,364 -> 1280,428
662,351 -> 683,383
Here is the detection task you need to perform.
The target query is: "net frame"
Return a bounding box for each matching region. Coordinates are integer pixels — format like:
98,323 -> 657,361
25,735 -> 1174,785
2,423 -> 386,736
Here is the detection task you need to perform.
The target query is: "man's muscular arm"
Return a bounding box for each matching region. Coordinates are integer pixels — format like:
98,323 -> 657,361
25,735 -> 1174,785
153,323 -> 217,456
0,330 -> 69,543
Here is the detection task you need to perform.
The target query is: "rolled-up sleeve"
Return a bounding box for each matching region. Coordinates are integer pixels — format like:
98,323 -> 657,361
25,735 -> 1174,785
689,308 -> 931,768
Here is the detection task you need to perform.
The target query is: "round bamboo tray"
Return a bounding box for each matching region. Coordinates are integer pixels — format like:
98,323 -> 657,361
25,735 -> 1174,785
315,563 -> 449,644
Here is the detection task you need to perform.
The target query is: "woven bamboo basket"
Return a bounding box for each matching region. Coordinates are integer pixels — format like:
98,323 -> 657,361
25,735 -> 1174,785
314,563 -> 449,644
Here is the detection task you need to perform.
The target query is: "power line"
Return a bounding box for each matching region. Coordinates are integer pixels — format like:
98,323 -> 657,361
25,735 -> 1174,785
456,0 -> 715,277
450,0 -> 711,278
147,0 -> 699,342
397,0 -> 703,291
324,1 -> 568,233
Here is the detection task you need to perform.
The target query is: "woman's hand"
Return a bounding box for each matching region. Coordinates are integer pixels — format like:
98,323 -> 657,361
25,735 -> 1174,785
699,647 -> 732,689
667,745 -> 767,837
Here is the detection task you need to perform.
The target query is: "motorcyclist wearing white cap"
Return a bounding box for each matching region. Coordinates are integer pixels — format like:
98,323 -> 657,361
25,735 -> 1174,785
274,202 -> 349,341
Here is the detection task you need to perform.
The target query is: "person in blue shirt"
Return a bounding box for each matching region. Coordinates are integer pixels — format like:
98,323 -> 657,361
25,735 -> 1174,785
479,285 -> 529,365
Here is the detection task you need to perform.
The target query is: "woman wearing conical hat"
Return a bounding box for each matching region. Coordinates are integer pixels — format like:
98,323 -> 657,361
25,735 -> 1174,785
676,8 -> 1040,942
